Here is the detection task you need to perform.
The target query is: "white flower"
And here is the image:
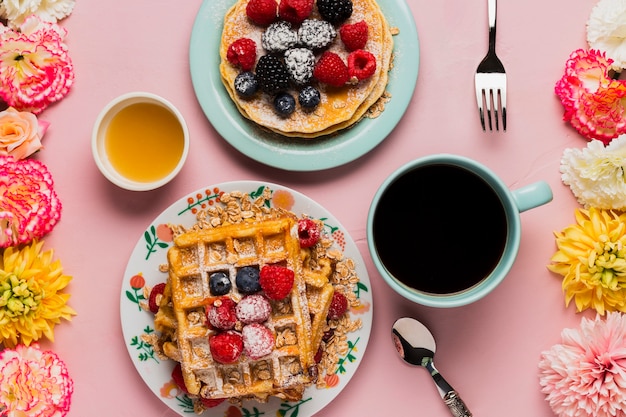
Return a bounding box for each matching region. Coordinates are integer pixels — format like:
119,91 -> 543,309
0,0 -> 75,29
560,136 -> 626,209
587,0 -> 626,71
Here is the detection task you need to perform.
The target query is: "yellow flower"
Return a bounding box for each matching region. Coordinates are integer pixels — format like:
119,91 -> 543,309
0,240 -> 76,347
548,207 -> 626,315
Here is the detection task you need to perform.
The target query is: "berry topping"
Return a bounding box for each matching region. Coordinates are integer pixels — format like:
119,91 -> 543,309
171,363 -> 189,393
207,298 -> 238,330
246,0 -> 278,26
314,346 -> 323,363
298,85 -> 321,109
274,92 -> 297,116
242,323 -> 275,359
255,55 -> 291,94
317,0 -> 353,24
148,282 -> 166,314
339,20 -> 368,51
348,49 -> 376,81
278,0 -> 314,24
284,48 -> 315,85
297,19 -> 336,50
297,218 -> 320,248
261,21 -> 298,53
226,38 -> 257,71
200,398 -> 226,408
313,51 -> 349,87
209,331 -> 244,364
236,294 -> 272,323
234,71 -> 260,97
209,271 -> 232,296
327,291 -> 348,320
259,264 -> 295,299
236,265 -> 262,294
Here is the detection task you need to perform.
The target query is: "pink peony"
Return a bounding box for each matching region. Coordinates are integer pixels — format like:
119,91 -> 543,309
0,155 -> 62,247
0,15 -> 74,114
538,312 -> 626,417
555,49 -> 626,144
0,343 -> 73,416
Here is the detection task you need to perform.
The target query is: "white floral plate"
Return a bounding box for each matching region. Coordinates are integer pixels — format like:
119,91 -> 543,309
120,181 -> 373,416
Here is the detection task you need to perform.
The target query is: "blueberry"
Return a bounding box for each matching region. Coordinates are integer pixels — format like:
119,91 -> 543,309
298,86 -> 321,110
234,71 -> 259,98
274,92 -> 296,116
236,266 -> 261,294
209,271 -> 231,295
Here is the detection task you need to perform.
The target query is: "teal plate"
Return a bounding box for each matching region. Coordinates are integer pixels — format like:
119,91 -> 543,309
189,0 -> 419,171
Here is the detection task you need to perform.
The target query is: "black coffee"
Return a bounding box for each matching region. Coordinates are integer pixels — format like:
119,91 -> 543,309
372,164 -> 508,294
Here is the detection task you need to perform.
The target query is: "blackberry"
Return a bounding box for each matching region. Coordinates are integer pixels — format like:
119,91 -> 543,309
274,92 -> 296,116
261,21 -> 298,53
317,0 -> 353,24
255,55 -> 290,94
298,19 -> 336,50
298,86 -> 321,109
234,71 -> 259,97
209,271 -> 231,295
236,266 -> 261,294
284,48 -> 315,85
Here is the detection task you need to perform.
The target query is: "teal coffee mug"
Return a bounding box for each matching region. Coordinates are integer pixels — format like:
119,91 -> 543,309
367,154 -> 553,308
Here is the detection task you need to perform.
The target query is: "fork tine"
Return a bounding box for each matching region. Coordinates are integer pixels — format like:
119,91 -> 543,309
475,84 -> 486,131
500,87 -> 507,131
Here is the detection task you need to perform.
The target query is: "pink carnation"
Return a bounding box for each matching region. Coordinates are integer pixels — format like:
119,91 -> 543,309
0,343 -> 73,417
555,49 -> 626,144
0,155 -> 62,247
538,312 -> 626,417
0,15 -> 74,114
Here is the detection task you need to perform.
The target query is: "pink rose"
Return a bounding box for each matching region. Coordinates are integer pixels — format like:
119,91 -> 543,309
0,107 -> 48,159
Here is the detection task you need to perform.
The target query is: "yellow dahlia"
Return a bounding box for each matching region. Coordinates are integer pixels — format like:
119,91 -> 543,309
548,207 -> 626,315
0,240 -> 75,347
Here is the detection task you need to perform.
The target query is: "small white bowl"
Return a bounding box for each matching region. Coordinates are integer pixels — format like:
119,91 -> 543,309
92,92 -> 189,191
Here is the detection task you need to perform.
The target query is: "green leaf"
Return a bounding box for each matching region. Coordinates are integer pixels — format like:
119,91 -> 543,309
157,241 -> 169,249
144,230 -> 153,245
126,290 -> 138,303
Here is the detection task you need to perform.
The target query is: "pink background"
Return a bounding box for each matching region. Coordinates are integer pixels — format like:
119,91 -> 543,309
32,0 -> 599,416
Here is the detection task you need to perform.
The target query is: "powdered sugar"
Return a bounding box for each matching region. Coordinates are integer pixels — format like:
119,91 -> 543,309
236,294 -> 272,323
242,323 -> 275,359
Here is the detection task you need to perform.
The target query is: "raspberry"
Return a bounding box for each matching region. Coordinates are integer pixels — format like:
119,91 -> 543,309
339,20 -> 368,51
207,298 -> 237,330
327,291 -> 348,320
148,282 -> 166,314
255,54 -> 291,94
259,265 -> 294,300
226,38 -> 257,71
209,330 -> 244,364
242,323 -> 275,359
297,218 -> 320,248
347,49 -> 377,81
246,0 -> 278,26
171,363 -> 189,393
313,51 -> 349,87
317,0 -> 353,24
278,0 -> 314,24
200,397 -> 226,408
236,294 -> 272,323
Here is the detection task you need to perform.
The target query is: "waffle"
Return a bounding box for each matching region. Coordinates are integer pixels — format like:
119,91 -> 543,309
165,217 -> 317,402
219,0 -> 395,138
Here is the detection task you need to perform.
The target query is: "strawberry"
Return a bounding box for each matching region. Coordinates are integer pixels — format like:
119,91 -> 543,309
226,38 -> 257,71
148,282 -> 166,314
347,49 -> 376,81
246,0 -> 278,26
313,52 -> 349,87
171,363 -> 189,393
278,0 -> 314,24
259,265 -> 294,300
297,218 -> 320,248
327,291 -> 348,320
207,297 -> 238,330
209,330 -> 244,364
339,20 -> 368,51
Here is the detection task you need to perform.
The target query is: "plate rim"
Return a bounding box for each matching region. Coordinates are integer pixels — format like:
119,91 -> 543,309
188,0 -> 420,171
119,180 -> 374,416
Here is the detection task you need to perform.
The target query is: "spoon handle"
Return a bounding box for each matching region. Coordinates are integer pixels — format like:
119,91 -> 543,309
425,360 -> 472,417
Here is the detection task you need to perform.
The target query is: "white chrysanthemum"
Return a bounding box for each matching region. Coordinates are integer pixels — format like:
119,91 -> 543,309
587,0 -> 626,71
0,0 -> 75,29
560,135 -> 626,209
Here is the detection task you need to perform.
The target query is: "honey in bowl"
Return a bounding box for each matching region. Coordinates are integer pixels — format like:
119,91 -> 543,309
105,102 -> 185,183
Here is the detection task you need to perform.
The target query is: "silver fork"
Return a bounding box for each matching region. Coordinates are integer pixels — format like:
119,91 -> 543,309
474,0 -> 507,131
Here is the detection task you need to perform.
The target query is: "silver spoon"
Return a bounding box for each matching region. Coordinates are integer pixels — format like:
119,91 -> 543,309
392,317 -> 472,417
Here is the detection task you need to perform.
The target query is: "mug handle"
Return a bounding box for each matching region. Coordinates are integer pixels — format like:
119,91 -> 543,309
511,181 -> 553,213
